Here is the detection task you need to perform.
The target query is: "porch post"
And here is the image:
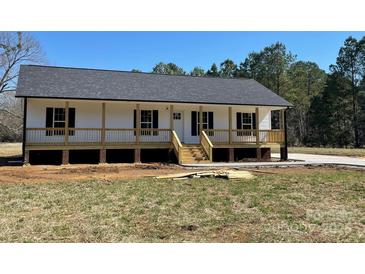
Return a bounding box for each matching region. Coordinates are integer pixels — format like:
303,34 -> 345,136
101,102 -> 106,146
280,108 -> 288,161
280,108 -> 285,130
99,149 -> 106,164
255,107 -> 261,160
64,101 -> 69,145
136,103 -> 140,145
228,106 -> 232,144
228,148 -> 234,162
135,103 -> 141,163
99,102 -> 106,164
170,104 -> 174,142
199,105 -> 203,142
62,150 -> 69,165
24,149 -> 30,165
22,98 -> 28,165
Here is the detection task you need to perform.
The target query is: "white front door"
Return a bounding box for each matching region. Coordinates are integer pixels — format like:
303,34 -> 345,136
173,111 -> 184,142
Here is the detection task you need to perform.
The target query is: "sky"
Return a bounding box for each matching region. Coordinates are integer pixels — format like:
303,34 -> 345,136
33,32 -> 365,73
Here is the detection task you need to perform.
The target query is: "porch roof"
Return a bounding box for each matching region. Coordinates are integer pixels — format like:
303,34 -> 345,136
16,65 -> 292,107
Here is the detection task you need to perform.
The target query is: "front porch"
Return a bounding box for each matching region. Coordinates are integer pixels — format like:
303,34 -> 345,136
24,100 -> 287,164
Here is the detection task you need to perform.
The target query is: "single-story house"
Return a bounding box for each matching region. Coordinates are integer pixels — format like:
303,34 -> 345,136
15,65 -> 292,165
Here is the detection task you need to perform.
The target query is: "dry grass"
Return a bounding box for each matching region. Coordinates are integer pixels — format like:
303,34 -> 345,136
0,168 -> 364,243
0,142 -> 22,157
272,146 -> 365,157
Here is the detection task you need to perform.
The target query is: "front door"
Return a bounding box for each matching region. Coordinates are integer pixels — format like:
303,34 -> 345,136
173,112 -> 184,142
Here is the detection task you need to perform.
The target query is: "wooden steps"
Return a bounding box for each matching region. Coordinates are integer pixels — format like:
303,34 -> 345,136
180,145 -> 211,164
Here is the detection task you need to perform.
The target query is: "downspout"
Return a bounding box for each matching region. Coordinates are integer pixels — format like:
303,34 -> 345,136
22,97 -> 27,163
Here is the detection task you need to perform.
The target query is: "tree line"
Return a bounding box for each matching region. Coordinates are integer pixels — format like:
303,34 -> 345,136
133,37 -> 365,148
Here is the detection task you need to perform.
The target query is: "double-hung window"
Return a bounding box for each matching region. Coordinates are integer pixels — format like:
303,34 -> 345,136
236,112 -> 256,136
141,110 -> 152,135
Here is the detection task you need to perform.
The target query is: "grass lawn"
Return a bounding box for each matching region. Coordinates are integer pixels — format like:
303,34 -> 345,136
273,147 -> 365,157
0,169 -> 364,242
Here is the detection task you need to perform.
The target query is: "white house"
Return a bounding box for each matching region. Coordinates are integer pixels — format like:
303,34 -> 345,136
15,65 -> 292,165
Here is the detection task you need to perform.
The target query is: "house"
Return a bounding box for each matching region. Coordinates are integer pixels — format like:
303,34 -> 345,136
15,65 -> 292,165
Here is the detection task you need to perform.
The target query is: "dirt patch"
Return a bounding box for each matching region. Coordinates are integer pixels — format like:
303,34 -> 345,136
0,163 -> 356,184
0,163 -> 186,184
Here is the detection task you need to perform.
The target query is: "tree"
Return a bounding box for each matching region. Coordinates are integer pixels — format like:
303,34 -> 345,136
240,42 -> 296,96
329,36 -> 365,147
190,67 -> 205,76
0,32 -> 45,141
219,59 -> 237,78
131,69 -> 142,73
308,72 -> 353,147
206,63 -> 219,77
286,61 -> 327,144
1,32 -> 45,92
0,90 -> 22,141
152,62 -> 185,75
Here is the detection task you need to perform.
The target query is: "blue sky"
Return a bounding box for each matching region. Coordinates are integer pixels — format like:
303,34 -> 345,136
33,32 -> 365,73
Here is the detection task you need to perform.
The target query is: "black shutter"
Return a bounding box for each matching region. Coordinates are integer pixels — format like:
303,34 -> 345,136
46,108 -> 53,136
153,110 -> 158,135
252,113 -> 256,129
208,112 -> 214,136
68,108 -> 75,136
191,111 -> 197,136
152,110 -> 158,128
68,108 -> 75,127
236,112 -> 242,129
208,112 -> 214,129
133,109 -> 137,136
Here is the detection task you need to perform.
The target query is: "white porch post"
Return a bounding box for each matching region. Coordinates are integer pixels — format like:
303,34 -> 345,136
255,107 -> 261,160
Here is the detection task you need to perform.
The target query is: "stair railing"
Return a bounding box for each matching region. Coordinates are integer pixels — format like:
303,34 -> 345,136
172,130 -> 183,164
201,131 -> 213,162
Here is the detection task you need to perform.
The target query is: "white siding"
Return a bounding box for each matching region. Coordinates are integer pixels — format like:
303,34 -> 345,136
27,98 -> 280,144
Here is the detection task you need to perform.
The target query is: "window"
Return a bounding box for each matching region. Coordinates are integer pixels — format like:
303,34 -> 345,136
134,109 -> 159,136
242,113 -> 253,129
191,111 -> 214,136
141,110 -> 152,135
236,112 -> 256,136
46,107 -> 75,136
54,108 -> 66,128
173,112 -> 181,120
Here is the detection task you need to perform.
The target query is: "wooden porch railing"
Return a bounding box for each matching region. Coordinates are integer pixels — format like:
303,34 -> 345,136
171,130 -> 183,164
201,131 -> 213,161
26,128 -> 284,146
204,129 -> 284,145
26,128 -> 171,145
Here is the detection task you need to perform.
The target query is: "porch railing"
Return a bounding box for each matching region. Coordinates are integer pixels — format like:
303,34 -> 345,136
172,130 -> 183,164
201,131 -> 213,161
204,129 -> 284,145
26,128 -> 284,146
26,128 -> 171,145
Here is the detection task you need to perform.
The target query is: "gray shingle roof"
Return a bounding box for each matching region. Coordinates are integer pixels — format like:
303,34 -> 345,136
16,65 -> 292,107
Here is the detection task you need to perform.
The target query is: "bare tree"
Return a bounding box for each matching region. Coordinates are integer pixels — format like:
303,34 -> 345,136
0,90 -> 22,141
1,32 -> 45,92
0,32 -> 45,141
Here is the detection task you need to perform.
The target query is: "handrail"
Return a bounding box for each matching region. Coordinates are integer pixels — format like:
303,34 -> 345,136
201,131 -> 213,162
171,130 -> 183,164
